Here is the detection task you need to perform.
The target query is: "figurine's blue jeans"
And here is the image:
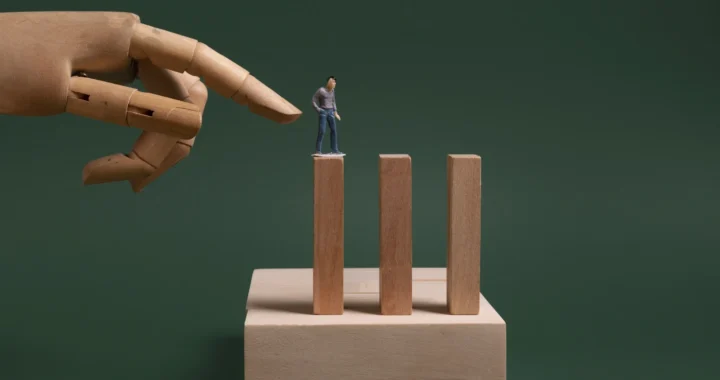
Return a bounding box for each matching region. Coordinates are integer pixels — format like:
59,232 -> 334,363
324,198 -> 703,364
315,108 -> 338,153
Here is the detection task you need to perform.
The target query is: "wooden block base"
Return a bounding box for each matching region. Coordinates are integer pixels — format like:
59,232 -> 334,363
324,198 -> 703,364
245,268 -> 506,380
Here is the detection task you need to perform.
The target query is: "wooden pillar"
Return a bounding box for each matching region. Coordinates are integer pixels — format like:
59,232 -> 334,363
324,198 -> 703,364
447,154 -> 481,315
313,156 -> 344,315
379,154 -> 413,315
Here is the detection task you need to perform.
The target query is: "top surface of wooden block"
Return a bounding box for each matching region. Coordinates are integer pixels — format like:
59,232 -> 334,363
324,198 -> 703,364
245,268 -> 504,326
379,154 -> 410,158
448,154 -> 481,160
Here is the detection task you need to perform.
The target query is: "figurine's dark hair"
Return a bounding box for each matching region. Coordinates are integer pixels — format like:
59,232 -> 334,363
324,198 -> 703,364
327,76 -> 335,81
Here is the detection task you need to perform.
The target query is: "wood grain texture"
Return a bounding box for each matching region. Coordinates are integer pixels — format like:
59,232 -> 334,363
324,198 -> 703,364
0,11 -> 301,191
313,156 -> 345,315
447,154 -> 482,315
245,268 -> 506,380
379,154 -> 413,315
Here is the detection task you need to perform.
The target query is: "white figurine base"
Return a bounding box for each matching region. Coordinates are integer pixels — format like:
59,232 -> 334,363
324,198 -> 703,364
311,152 -> 346,157
244,268 -> 506,380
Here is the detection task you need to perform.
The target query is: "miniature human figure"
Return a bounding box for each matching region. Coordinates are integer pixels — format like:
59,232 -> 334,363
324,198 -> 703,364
312,76 -> 342,155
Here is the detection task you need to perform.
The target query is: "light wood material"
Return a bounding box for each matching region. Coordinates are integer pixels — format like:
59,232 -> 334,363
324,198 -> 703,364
313,156 -> 344,315
379,154 -> 413,315
0,11 -> 301,191
245,268 -> 506,380
81,59 -> 208,190
66,76 -> 201,139
447,154 -> 482,315
126,60 -> 209,192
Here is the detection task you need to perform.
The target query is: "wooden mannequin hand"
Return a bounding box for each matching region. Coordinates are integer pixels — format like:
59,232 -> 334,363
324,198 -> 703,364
0,11 -> 302,192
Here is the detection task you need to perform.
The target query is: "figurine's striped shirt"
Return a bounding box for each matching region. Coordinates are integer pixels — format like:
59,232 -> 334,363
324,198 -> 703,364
312,87 -> 337,112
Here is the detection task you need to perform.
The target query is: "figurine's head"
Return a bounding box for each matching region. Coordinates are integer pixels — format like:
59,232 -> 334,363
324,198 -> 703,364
326,76 -> 336,90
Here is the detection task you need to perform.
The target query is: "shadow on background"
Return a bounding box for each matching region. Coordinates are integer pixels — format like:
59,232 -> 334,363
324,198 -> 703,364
206,336 -> 245,380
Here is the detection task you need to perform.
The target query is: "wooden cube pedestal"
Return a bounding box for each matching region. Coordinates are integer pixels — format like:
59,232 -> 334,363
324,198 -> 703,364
245,268 -> 506,380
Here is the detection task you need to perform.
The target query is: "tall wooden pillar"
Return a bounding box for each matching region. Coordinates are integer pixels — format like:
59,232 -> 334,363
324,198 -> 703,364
313,155 -> 345,315
447,154 -> 481,315
379,154 -> 413,315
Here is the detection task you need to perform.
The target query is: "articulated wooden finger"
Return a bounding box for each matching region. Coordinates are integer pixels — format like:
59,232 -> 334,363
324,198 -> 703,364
129,144 -> 190,192
127,91 -> 200,139
129,83 -> 206,192
82,153 -> 154,185
127,60 -> 209,192
131,61 -> 207,168
65,76 -> 201,139
129,23 -> 301,124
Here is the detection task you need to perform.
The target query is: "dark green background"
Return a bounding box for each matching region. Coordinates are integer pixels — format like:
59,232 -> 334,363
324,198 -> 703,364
1,1 -> 718,379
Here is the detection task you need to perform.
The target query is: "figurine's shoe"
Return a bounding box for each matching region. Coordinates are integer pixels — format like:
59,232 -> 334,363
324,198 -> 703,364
331,151 -> 344,155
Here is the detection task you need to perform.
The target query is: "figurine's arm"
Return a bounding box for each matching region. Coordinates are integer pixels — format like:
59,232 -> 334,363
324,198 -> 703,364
311,88 -> 322,113
333,92 -> 340,120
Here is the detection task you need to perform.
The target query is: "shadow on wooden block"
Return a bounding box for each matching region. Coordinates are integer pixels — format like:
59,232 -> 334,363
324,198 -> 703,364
247,268 -> 461,317
247,295 -> 447,316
